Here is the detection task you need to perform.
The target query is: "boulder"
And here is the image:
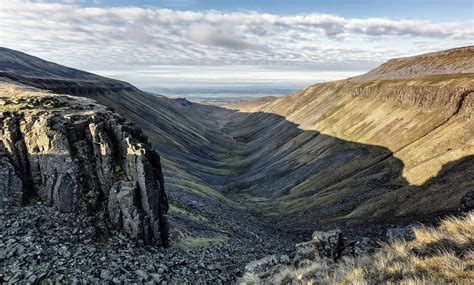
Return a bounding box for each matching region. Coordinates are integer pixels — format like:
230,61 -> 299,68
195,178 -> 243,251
460,189 -> 474,212
244,254 -> 290,275
241,229 -> 376,283
244,255 -> 279,274
312,229 -> 343,260
352,237 -> 374,256
386,225 -> 416,242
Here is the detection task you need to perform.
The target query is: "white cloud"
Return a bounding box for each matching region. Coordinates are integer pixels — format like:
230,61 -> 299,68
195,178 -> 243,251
0,0 -> 472,88
187,23 -> 263,50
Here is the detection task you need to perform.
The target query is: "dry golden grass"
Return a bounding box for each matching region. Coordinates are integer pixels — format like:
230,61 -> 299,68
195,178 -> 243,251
240,212 -> 474,284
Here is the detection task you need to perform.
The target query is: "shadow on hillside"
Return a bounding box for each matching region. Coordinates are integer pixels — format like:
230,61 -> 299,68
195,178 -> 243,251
155,101 -> 473,226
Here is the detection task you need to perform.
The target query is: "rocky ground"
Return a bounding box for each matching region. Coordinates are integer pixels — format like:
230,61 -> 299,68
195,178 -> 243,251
3,196 -> 466,284
0,199 -> 297,284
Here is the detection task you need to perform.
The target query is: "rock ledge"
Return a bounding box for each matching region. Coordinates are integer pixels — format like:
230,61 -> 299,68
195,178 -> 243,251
0,83 -> 169,246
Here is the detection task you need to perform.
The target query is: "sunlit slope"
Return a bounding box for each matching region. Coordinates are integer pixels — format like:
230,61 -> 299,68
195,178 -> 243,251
230,54 -> 473,220
255,75 -> 474,185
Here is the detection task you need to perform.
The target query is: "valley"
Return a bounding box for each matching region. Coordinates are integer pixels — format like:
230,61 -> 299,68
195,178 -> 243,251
0,46 -> 473,283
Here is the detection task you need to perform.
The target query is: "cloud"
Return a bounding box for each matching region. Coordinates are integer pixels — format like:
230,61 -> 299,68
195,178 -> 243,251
187,23 -> 263,50
0,0 -> 472,87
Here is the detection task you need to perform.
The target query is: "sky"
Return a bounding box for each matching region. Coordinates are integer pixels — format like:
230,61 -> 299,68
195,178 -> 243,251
0,0 -> 473,94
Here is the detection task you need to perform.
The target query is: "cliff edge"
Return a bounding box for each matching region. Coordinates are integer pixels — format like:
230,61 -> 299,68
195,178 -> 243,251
0,82 -> 169,246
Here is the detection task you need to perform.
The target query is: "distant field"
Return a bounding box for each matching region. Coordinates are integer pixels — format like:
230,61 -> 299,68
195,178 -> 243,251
142,86 -> 297,104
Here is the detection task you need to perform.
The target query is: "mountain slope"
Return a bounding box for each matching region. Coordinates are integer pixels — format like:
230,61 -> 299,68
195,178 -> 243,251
0,48 -> 299,281
1,46 -> 473,282
228,47 -> 473,225
0,47 -> 236,202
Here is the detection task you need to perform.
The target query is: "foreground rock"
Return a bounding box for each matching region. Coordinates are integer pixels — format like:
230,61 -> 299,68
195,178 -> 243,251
240,223 -> 436,284
0,83 -> 169,246
460,189 -> 474,212
240,228 -> 377,282
0,203 -> 295,283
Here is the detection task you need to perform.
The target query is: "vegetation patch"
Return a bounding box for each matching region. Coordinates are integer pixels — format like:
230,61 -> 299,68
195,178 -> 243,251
168,204 -> 209,222
173,235 -> 230,251
168,178 -> 231,203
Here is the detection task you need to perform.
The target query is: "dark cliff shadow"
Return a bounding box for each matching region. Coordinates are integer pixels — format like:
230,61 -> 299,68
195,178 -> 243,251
224,110 -> 473,232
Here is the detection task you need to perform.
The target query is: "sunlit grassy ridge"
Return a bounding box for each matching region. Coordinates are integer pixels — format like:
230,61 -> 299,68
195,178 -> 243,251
241,212 -> 474,284
256,75 -> 473,185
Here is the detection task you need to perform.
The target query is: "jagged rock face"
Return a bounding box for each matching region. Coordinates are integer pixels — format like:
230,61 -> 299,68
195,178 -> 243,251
0,145 -> 23,207
0,83 -> 169,246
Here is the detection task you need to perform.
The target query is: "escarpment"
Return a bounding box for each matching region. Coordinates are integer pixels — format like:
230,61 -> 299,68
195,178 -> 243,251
0,71 -> 138,97
342,77 -> 473,111
0,83 -> 169,246
350,46 -> 474,82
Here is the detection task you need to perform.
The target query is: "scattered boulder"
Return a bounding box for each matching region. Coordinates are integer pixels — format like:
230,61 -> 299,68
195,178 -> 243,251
386,225 -> 416,242
242,229 -> 377,282
352,237 -> 374,256
294,229 -> 375,262
244,254 -> 290,275
311,229 -> 343,259
460,189 -> 474,212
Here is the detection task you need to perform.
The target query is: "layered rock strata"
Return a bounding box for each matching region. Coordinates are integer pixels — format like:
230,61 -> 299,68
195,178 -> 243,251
0,83 -> 169,246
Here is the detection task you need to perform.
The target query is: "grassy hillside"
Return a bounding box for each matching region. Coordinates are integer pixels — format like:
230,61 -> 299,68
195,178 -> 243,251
227,73 -> 473,223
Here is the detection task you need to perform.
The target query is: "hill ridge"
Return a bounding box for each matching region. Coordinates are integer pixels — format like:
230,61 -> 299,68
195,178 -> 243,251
350,45 -> 474,82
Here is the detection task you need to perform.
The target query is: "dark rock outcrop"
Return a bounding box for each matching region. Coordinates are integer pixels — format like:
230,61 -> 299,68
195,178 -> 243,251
0,83 -> 169,246
460,189 -> 474,212
386,225 -> 416,242
240,228 -> 377,282
0,144 -> 23,207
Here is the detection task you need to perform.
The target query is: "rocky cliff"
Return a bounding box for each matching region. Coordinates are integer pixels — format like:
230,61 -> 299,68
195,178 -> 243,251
0,83 -> 169,246
350,46 -> 474,82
